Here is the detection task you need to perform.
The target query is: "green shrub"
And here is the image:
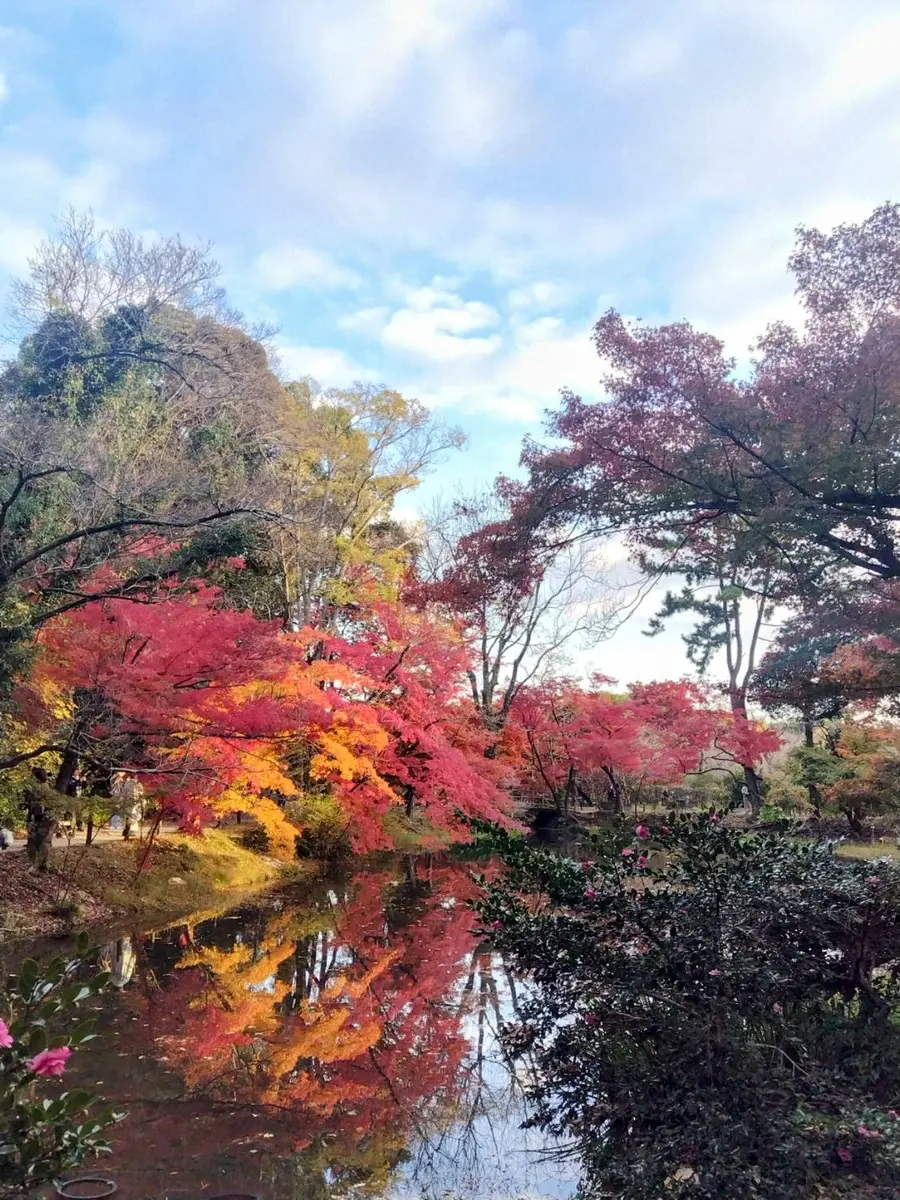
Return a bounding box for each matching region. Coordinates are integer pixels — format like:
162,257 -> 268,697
240,824 -> 272,854
0,935 -> 124,1195
286,792 -> 352,861
476,811 -> 900,1199
764,777 -> 807,814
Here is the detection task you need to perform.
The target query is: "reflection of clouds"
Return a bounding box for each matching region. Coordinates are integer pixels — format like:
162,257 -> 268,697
388,953 -> 578,1200
96,862 -> 579,1199
98,937 -> 136,989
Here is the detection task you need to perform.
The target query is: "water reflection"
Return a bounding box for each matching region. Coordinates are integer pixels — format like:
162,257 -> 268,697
77,857 -> 577,1199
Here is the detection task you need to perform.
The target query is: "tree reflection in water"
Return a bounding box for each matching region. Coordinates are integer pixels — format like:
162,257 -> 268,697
83,857 -> 576,1199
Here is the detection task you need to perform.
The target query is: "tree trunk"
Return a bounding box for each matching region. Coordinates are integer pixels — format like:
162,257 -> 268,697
54,748 -> 79,798
561,765 -> 578,819
26,815 -> 55,871
743,765 -> 763,816
808,784 -> 823,819
844,806 -> 864,837
602,766 -> 623,815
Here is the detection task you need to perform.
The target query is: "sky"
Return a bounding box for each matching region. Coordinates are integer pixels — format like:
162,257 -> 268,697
1,0 -> 899,683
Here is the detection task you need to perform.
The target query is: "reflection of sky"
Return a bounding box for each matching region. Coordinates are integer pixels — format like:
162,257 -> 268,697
59,866 -> 582,1199
387,955 -> 579,1200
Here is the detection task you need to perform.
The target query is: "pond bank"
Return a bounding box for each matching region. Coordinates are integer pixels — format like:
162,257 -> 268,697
0,829 -> 302,943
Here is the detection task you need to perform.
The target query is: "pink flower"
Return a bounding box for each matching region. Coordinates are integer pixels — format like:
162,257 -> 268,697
585,1013 -> 598,1026
28,1046 -> 72,1077
621,847 -> 635,857
490,920 -> 505,931
635,825 -> 651,840
584,888 -> 598,901
836,1147 -> 852,1164
637,944 -> 650,954
709,813 -> 720,824
660,826 -> 671,834
772,1003 -> 782,1014
709,969 -> 721,977
637,854 -> 648,868
858,1125 -> 882,1139
888,1110 -> 899,1121
0,1020 -> 13,1049
580,860 -> 595,871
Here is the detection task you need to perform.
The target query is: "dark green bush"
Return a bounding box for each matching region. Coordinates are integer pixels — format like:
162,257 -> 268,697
476,812 -> 900,1199
240,824 -> 272,854
1,934 -> 124,1195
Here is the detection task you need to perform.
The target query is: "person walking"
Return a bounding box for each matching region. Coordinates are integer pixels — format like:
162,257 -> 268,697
112,771 -> 146,839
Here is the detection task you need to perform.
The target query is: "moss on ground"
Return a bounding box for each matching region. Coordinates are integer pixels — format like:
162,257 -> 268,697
0,830 -> 305,942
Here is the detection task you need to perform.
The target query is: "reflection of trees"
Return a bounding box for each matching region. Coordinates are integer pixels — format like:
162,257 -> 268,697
117,858 -> 515,1196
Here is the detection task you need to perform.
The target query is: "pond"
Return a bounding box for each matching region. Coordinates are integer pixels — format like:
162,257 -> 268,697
16,856 -> 579,1200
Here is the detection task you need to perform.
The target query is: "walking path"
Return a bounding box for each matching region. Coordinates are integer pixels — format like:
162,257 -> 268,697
1,821 -> 181,854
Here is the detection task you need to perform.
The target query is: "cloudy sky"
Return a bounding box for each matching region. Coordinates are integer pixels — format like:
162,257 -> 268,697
1,0 -> 899,682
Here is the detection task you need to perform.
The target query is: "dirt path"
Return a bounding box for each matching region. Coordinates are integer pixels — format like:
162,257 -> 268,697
1,821 -> 181,854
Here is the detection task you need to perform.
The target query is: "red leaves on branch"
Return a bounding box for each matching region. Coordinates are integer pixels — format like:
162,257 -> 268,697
22,571 -> 516,850
506,677 -> 780,811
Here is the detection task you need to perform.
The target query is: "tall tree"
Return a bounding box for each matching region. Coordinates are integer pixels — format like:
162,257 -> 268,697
518,203 -> 900,590
411,492 -> 614,742
0,212 -> 287,704
263,380 -> 463,629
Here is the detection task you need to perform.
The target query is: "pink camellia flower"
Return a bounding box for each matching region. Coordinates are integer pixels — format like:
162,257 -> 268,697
637,944 -> 650,954
635,824 -> 651,840
772,1003 -> 783,1014
709,813 -> 720,824
490,920 -> 505,931
888,1109 -> 899,1121
836,1147 -> 852,1164
858,1125 -> 882,1139
28,1046 -> 72,1077
580,860 -> 595,871
621,847 -> 635,857
584,888 -> 598,901
585,1013 -> 598,1026
709,969 -> 721,976
660,826 -> 671,834
0,1020 -> 13,1049
637,854 -> 648,868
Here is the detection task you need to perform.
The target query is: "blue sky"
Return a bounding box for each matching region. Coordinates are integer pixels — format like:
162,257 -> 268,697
1,0 -> 899,681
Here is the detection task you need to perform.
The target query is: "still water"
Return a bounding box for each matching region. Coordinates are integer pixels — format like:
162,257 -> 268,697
48,857 -> 579,1199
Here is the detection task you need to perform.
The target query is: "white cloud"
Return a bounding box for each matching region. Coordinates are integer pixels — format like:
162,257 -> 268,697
0,72 -> 9,104
0,213 -> 44,274
337,305 -> 390,335
507,280 -> 574,311
275,341 -> 372,386
253,243 -> 361,292
399,310 -> 601,423
379,283 -> 501,362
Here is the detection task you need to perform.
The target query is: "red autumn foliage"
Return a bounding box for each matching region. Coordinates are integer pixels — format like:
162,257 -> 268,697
505,677 -> 780,813
20,569 -> 516,851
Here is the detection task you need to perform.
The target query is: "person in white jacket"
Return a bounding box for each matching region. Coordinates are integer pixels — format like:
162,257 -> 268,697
111,771 -> 146,839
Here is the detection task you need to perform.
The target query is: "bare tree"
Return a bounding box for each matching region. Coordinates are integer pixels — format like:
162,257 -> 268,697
416,491 -> 619,740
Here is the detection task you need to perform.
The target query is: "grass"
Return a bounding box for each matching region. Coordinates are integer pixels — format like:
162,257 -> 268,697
833,839 -> 900,861
0,829 -> 306,944
92,828 -> 290,915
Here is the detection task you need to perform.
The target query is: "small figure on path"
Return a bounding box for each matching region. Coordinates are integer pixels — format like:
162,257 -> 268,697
112,771 -> 146,839
23,767 -> 58,871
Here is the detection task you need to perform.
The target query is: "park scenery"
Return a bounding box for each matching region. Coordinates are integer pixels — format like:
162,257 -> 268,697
3,6 -> 900,1196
